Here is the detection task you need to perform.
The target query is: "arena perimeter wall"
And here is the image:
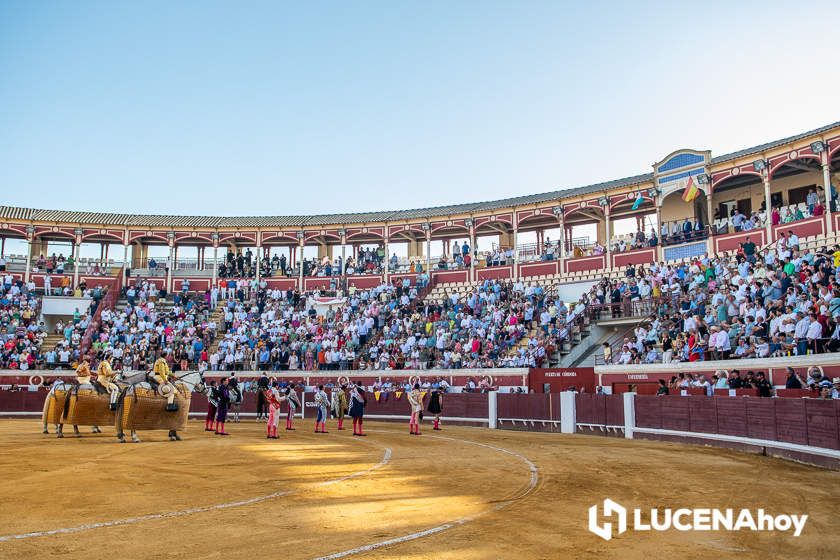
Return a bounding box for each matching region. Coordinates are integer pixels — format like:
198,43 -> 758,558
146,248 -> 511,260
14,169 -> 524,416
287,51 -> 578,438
2,371 -> 838,469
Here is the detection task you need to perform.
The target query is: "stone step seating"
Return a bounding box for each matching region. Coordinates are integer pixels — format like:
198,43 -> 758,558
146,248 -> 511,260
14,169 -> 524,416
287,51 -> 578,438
40,333 -> 67,351
423,278 -> 593,367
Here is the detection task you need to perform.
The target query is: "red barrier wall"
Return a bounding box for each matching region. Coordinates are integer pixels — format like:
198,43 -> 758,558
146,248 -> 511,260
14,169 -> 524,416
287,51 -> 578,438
0,389 -> 50,413
634,395 -> 840,451
497,393 -> 552,420
303,278 -> 333,291
564,255 -> 605,273
476,265 -> 512,281
713,229 -> 765,253
519,261 -> 558,278
264,278 -> 298,290
772,215 -> 825,240
612,247 -> 655,269
357,391 -> 488,422
529,368 -> 595,392
389,273 -> 417,286
346,275 -> 382,289
431,270 -> 469,283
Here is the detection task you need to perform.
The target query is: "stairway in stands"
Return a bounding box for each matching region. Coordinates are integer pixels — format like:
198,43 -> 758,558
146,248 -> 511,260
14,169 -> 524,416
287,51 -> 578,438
40,333 -> 67,351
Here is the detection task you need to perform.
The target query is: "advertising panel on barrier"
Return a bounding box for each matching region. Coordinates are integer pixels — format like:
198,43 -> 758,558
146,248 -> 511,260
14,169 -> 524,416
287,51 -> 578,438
528,367 -> 595,393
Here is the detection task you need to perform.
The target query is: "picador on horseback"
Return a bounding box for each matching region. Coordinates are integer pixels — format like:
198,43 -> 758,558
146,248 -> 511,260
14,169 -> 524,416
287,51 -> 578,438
150,353 -> 179,412
96,355 -> 121,410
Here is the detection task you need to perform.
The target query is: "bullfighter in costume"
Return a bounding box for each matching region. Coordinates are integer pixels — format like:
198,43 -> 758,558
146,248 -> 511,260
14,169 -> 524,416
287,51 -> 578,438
75,359 -> 92,384
95,355 -> 120,410
428,386 -> 443,430
265,381 -> 286,439
256,372 -> 270,422
285,383 -> 300,431
349,381 -> 367,436
407,383 -> 424,435
215,377 -> 231,436
151,354 -> 178,411
314,384 -> 329,433
332,384 -> 348,430
204,380 -> 218,431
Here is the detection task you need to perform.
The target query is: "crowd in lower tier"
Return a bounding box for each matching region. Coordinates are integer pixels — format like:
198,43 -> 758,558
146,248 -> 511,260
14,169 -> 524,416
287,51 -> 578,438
0,276 -> 102,370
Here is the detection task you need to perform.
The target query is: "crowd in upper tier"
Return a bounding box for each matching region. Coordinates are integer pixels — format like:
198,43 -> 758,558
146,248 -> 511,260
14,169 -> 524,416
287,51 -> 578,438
213,242 -> 476,280
599,235 -> 840,365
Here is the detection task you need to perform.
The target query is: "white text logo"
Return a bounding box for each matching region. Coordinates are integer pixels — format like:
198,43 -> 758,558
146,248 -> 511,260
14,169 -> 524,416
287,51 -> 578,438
588,499 -> 807,541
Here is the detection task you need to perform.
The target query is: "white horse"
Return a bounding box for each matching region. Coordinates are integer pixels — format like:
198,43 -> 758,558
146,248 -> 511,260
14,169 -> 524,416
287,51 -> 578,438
229,384 -> 244,423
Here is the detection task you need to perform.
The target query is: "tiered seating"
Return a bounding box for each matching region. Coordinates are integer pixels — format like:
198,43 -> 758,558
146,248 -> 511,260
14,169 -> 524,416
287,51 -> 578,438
424,277 -> 597,365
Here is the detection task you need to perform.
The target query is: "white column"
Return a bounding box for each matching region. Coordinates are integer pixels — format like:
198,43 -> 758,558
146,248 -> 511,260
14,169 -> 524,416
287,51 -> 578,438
763,174 -> 772,242
623,391 -> 636,439
655,200 -> 665,260
823,161 -> 834,234
383,236 -> 390,282
24,238 -> 33,283
298,239 -> 304,289
557,217 -> 565,259
122,243 -> 128,281
705,188 -> 714,257
166,244 -> 174,294
604,205 -> 612,266
72,242 -> 80,288
559,391 -> 576,434
255,240 -> 262,283
556,214 -> 565,277
341,236 -> 346,277
512,224 -> 519,279
425,233 -> 431,274
469,222 -> 476,282
211,245 -> 218,286
487,390 -> 497,429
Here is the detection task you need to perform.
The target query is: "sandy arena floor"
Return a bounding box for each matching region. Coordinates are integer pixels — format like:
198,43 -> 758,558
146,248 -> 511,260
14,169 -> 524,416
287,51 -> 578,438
0,418 -> 837,560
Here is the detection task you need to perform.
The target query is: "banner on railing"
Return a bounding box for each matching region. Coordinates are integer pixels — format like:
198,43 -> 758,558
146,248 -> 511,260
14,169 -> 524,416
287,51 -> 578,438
528,367 -> 595,393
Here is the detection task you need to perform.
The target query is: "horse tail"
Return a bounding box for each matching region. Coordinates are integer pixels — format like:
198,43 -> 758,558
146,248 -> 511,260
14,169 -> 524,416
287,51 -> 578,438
61,385 -> 75,421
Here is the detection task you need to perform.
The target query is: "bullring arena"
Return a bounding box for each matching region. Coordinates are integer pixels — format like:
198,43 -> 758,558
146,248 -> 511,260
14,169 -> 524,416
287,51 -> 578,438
1,387 -> 839,560
2,122 -> 840,559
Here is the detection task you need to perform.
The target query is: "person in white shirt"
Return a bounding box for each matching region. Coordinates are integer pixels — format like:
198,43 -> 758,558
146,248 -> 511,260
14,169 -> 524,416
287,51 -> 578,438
793,311 -> 810,355
805,314 -> 823,353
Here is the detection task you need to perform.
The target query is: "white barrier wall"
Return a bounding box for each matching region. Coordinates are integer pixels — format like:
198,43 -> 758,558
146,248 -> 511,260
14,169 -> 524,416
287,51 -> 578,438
555,280 -> 597,303
41,296 -> 92,317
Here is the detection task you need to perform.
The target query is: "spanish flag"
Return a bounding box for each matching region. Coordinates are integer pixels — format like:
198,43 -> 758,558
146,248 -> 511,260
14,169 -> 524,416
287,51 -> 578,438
374,391 -> 381,402
681,175 -> 699,203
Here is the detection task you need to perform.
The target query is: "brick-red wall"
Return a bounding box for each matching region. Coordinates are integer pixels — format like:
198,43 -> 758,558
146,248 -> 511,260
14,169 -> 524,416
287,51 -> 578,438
476,266 -> 512,281
634,395 -> 840,451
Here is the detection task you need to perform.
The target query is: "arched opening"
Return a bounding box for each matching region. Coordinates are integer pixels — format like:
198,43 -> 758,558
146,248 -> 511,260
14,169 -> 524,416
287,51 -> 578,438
769,156 -> 826,223
659,188 -> 710,245
708,173 -> 764,234
564,206 -> 605,257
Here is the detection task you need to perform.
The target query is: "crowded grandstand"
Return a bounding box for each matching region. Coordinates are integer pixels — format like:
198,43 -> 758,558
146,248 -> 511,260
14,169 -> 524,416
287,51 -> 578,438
0,122 -> 838,396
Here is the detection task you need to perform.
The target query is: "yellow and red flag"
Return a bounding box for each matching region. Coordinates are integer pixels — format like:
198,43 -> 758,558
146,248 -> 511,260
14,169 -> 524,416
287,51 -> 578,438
681,175 -> 699,202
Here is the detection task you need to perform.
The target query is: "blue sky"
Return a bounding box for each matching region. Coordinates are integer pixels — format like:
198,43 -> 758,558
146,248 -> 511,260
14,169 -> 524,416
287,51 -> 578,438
1,1 -> 838,219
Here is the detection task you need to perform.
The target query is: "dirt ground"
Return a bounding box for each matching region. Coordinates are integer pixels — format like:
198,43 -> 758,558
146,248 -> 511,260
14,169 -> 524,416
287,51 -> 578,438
0,418 -> 837,560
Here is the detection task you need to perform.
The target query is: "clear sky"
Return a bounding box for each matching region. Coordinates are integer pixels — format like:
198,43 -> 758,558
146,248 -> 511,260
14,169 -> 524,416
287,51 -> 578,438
1,1 -> 838,219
